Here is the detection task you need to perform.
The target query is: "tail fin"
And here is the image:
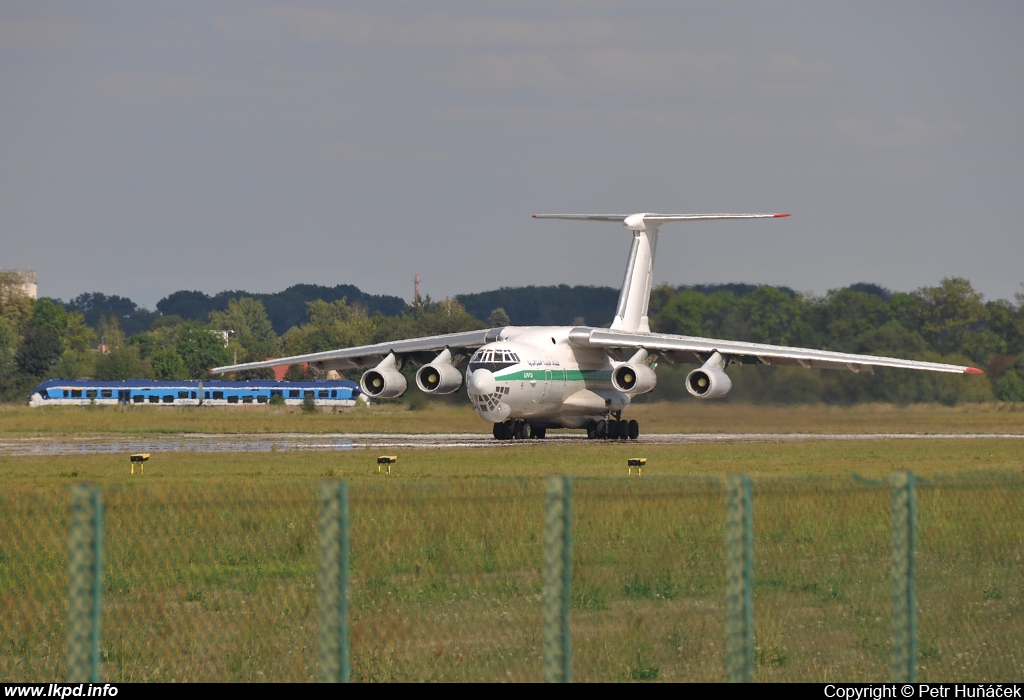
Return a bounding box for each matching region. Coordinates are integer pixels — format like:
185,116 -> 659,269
533,212 -> 789,333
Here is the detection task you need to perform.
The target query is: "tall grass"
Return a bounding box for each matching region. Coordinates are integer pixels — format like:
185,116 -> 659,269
2,470 -> 1020,682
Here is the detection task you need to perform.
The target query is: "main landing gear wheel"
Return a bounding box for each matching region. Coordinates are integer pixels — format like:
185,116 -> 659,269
628,419 -> 639,440
515,420 -> 533,440
586,420 -> 597,440
533,427 -> 547,439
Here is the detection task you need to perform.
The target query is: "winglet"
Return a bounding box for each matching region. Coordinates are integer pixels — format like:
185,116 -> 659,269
965,367 -> 985,374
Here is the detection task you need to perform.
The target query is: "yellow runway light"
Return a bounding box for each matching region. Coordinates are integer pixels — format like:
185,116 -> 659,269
130,453 -> 150,475
377,455 -> 397,474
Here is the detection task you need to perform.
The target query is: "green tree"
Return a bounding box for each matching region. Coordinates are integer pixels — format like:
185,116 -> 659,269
175,323 -> 232,379
209,297 -> 280,361
15,326 -> 63,377
282,299 -> 375,355
646,283 -> 676,319
50,350 -> 96,381
911,278 -> 986,358
0,271 -> 34,335
63,312 -> 96,353
488,307 -> 511,327
95,315 -> 126,349
741,286 -> 811,346
94,345 -> 151,380
0,318 -> 18,382
150,347 -> 189,380
814,288 -> 890,352
29,298 -> 68,334
994,355 -> 1024,402
650,289 -> 708,336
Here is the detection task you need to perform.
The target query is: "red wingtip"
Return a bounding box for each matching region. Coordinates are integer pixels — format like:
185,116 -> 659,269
965,367 -> 985,374
532,214 -> 538,218
774,213 -> 791,218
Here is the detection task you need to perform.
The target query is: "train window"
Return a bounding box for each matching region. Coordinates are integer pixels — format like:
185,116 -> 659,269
71,389 -> 82,398
257,395 -> 268,404
270,390 -> 283,397
303,391 -> 314,399
149,396 -> 159,404
178,391 -> 189,399
227,396 -> 239,404
86,390 -> 97,399
133,395 -> 144,403
101,390 -> 112,398
242,396 -> 253,403
318,390 -> 329,398
212,391 -> 224,400
162,395 -> 174,403
289,390 -> 300,398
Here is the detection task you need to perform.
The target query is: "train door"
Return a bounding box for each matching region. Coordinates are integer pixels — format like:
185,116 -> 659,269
117,390 -> 130,404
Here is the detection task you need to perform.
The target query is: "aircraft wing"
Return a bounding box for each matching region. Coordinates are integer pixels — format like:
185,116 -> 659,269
567,327 -> 984,375
211,328 -> 503,374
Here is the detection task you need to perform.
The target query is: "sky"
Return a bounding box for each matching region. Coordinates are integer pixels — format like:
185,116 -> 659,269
2,2 -> 1022,309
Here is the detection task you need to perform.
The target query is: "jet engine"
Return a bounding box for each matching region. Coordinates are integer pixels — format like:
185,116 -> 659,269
685,367 -> 732,399
611,363 -> 657,395
360,353 -> 407,398
415,349 -> 463,395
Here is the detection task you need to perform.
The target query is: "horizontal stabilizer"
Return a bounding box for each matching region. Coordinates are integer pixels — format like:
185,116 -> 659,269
534,212 -> 789,231
534,210 -> 790,332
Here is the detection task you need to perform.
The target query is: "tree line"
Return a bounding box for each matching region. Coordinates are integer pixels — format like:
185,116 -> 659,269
1,271 -> 1022,404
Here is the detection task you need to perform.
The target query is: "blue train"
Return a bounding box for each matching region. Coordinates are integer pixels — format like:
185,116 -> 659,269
27,379 -> 362,408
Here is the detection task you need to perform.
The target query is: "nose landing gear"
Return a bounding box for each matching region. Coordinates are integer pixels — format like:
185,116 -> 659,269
492,420 -> 547,440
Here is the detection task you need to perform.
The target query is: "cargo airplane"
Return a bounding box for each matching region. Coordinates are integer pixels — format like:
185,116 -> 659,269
213,212 -> 983,440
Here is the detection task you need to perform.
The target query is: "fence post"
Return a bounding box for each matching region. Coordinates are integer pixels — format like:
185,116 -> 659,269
891,470 -> 918,682
319,480 -> 350,683
543,475 -> 572,683
724,473 -> 754,682
67,483 -> 102,682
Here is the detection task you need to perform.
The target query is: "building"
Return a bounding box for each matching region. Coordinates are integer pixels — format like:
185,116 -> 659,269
1,269 -> 37,299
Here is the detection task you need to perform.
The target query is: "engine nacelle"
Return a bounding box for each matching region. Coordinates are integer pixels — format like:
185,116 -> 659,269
360,353 -> 407,398
360,368 -> 407,398
416,362 -> 463,395
685,367 -> 732,399
611,363 -> 658,395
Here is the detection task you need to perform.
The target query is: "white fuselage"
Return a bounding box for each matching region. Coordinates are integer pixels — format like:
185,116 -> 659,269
465,326 -> 636,429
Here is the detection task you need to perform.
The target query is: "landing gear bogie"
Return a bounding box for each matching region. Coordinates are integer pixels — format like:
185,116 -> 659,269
586,417 -> 640,440
493,420 -> 546,440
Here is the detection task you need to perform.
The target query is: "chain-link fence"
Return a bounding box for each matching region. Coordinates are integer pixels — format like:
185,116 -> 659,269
1,472 -> 1021,682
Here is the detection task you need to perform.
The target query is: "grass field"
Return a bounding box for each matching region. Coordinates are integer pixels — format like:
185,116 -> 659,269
2,400 -> 1023,437
2,433 -> 1022,682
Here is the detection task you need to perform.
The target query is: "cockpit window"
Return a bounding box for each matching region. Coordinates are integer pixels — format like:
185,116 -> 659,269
469,348 -> 519,373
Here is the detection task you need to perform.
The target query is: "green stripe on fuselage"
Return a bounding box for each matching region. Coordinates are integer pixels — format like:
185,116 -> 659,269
494,368 -> 611,382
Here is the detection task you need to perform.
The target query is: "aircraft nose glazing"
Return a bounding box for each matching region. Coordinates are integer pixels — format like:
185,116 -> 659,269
467,368 -> 496,395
